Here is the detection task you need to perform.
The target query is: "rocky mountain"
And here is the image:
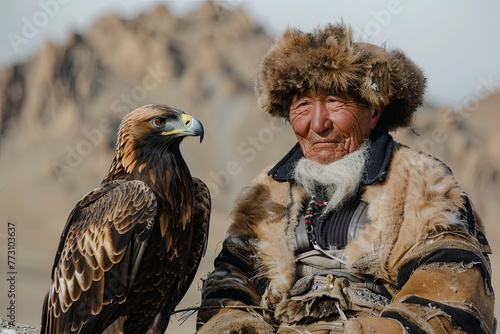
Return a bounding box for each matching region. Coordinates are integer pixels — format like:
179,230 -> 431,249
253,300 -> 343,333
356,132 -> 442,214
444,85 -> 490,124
0,2 -> 498,330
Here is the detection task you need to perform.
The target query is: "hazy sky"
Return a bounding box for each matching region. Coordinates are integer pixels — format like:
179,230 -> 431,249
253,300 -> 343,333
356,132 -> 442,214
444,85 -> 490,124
2,0 -> 500,105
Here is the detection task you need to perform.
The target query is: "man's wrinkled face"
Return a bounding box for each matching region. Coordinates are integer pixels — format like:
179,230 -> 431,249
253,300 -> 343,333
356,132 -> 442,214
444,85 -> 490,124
289,90 -> 382,164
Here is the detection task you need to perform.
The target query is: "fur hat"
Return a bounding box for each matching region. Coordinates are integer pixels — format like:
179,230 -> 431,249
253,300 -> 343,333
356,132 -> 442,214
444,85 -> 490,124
254,23 -> 427,131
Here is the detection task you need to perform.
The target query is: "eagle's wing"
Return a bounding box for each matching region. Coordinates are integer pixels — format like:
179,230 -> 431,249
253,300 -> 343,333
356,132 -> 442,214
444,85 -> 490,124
179,177 -> 211,298
41,180 -> 157,334
153,177 -> 211,332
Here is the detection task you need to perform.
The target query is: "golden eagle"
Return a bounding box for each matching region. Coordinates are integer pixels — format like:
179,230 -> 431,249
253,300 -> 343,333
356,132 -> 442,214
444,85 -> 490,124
41,104 -> 211,333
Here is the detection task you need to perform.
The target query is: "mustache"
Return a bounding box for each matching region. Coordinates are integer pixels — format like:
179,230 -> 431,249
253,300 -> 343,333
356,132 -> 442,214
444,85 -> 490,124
308,133 -> 346,144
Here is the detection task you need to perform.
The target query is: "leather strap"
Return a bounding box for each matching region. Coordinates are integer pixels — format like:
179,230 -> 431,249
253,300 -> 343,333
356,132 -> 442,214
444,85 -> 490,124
347,200 -> 371,243
295,212 -> 311,255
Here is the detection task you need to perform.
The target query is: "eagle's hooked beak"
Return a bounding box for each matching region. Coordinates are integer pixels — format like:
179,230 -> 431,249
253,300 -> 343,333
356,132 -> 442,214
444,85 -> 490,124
162,114 -> 204,143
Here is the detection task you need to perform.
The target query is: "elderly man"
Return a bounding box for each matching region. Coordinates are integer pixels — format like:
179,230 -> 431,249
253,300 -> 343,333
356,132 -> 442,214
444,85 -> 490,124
197,24 -> 495,333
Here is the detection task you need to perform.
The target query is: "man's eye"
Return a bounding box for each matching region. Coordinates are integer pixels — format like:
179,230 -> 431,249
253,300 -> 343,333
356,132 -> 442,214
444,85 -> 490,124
295,101 -> 309,109
152,117 -> 166,127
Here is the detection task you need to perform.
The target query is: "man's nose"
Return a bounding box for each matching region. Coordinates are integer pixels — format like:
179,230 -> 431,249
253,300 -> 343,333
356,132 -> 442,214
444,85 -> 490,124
310,101 -> 332,134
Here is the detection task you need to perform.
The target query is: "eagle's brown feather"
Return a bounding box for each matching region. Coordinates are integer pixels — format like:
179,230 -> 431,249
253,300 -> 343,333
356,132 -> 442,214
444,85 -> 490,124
41,104 -> 210,334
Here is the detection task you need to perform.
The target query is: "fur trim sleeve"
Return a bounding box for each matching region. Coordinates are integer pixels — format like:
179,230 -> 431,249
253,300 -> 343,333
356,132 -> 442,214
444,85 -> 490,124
228,169 -> 309,308
345,144 -> 495,333
198,168 -> 309,330
197,234 -> 274,330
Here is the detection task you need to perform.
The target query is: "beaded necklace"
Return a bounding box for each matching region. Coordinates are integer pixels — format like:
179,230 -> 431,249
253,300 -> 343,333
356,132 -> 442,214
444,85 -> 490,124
303,198 -> 347,265
304,199 -> 327,246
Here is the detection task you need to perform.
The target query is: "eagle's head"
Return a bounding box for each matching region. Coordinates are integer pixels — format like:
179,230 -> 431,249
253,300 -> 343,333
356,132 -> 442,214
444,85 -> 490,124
119,104 -> 203,146
105,104 -> 204,180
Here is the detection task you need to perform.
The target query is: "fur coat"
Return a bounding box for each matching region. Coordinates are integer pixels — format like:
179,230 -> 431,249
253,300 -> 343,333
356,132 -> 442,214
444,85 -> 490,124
197,139 -> 495,334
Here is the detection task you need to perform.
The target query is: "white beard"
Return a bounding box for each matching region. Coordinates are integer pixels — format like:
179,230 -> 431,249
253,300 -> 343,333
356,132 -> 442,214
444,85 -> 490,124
293,141 -> 370,213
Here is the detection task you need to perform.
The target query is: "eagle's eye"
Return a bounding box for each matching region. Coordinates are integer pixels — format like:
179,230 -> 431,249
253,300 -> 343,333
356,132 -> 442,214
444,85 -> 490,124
152,117 -> 166,128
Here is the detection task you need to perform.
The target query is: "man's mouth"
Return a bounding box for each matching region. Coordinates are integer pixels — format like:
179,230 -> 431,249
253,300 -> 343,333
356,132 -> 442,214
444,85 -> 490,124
311,139 -> 342,146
